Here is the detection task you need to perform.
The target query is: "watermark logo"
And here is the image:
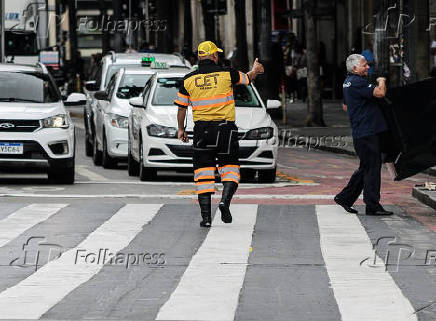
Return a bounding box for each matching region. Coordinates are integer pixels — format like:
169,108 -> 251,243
9,236 -> 64,271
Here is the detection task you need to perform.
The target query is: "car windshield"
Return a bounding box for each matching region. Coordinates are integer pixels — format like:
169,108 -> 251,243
116,74 -> 153,99
0,72 -> 59,103
105,64 -> 141,87
151,78 -> 262,107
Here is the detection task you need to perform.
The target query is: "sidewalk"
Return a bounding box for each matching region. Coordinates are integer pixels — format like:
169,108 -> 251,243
273,100 -> 355,155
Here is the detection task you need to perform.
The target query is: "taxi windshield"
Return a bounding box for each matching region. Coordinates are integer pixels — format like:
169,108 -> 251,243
116,74 -> 153,99
151,78 -> 262,107
0,72 -> 59,103
105,64 -> 141,87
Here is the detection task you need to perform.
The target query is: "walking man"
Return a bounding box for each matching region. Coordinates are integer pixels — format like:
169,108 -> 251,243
174,41 -> 264,227
335,54 -> 393,216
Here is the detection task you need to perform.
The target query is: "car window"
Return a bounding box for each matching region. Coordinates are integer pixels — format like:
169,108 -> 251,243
95,63 -> 103,87
150,78 -> 262,108
0,71 -> 60,103
234,84 -> 262,108
116,74 -> 153,100
142,79 -> 153,105
104,64 -> 141,87
106,75 -> 116,99
151,77 -> 183,106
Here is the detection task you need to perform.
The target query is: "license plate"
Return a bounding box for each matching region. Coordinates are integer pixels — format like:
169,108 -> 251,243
0,142 -> 23,154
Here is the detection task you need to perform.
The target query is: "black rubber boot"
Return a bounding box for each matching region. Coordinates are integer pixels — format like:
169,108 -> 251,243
219,182 -> 238,223
198,193 -> 212,227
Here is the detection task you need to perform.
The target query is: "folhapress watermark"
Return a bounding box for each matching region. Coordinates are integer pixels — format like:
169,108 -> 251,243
77,17 -> 168,33
75,249 -> 166,269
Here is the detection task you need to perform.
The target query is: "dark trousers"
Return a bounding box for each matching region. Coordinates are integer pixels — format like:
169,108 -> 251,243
336,134 -> 382,211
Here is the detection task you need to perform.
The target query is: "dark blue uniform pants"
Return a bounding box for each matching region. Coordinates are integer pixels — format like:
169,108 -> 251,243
336,134 -> 382,211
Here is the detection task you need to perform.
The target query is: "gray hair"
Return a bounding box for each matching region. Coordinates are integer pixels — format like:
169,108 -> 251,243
346,54 -> 364,73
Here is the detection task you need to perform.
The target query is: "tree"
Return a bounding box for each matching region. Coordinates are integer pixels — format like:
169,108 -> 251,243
183,0 -> 193,57
201,0 -> 217,43
303,0 -> 325,127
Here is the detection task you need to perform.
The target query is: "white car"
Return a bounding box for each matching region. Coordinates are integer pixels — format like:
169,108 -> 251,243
81,52 -> 191,162
0,63 -> 83,183
128,71 -> 280,183
92,68 -> 156,168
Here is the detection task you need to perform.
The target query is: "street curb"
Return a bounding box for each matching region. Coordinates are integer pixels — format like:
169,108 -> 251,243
412,187 -> 436,211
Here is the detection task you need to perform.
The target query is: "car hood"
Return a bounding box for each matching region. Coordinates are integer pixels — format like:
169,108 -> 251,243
0,102 -> 65,120
108,97 -> 132,117
146,106 -> 273,131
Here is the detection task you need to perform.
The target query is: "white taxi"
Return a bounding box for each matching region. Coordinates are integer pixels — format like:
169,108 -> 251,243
128,70 -> 280,182
92,68 -> 156,168
0,63 -> 82,183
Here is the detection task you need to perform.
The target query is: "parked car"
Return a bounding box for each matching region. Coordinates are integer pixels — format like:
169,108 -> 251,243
128,70 -> 281,182
92,68 -> 156,168
80,51 -> 191,163
0,63 -> 84,183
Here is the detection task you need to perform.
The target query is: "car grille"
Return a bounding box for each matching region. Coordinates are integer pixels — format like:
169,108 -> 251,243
0,140 -> 46,159
186,131 -> 246,140
166,144 -> 257,159
0,119 -> 41,132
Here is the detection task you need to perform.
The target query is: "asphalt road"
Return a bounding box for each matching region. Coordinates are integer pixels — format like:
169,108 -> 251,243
0,113 -> 434,320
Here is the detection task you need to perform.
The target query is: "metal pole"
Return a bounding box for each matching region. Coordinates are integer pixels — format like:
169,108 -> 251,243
0,0 -> 4,63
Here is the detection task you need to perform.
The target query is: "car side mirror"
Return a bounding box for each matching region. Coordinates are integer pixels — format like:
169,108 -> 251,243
85,80 -> 99,91
266,99 -> 281,109
64,93 -> 87,106
94,91 -> 109,101
129,97 -> 144,108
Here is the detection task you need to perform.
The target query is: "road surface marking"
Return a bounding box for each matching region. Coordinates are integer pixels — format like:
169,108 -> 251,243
0,204 -> 162,319
0,204 -> 67,248
74,181 -> 318,187
156,204 -> 258,321
75,165 -> 108,181
0,193 -> 358,200
316,205 -> 417,321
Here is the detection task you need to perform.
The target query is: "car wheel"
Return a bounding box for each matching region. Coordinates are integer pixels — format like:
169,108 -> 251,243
102,132 -> 117,169
139,139 -> 156,181
240,169 -> 256,182
128,141 -> 139,176
92,133 -> 102,166
48,162 -> 75,184
258,167 -> 277,183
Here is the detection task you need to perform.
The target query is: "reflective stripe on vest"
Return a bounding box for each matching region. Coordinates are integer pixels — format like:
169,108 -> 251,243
237,71 -> 249,85
174,92 -> 189,106
191,92 -> 234,110
194,167 -> 216,182
195,181 -> 215,194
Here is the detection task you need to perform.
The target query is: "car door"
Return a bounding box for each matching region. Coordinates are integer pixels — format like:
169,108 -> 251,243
380,77 -> 436,180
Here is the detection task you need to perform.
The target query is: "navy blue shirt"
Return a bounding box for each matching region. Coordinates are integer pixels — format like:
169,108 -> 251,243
343,74 -> 387,139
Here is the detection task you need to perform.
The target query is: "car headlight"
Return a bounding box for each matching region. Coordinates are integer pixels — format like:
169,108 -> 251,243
243,127 -> 274,140
108,113 -> 128,128
147,124 -> 177,138
41,114 -> 70,129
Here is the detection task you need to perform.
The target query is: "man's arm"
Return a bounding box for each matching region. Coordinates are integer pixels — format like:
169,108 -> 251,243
373,77 -> 386,98
247,58 -> 264,81
177,107 -> 188,143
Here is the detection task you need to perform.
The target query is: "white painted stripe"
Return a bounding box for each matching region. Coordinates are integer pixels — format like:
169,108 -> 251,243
316,205 -> 417,321
0,204 -> 162,319
75,165 -> 108,181
156,204 -> 258,321
0,194 -> 351,200
0,204 -> 67,248
74,181 -> 317,187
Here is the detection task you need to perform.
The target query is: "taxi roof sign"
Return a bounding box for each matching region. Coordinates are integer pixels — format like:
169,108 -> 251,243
141,56 -> 155,66
151,61 -> 169,69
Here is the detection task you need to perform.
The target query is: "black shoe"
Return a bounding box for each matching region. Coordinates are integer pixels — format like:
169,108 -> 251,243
334,196 -> 358,214
366,205 -> 393,216
219,182 -> 238,223
198,193 -> 212,227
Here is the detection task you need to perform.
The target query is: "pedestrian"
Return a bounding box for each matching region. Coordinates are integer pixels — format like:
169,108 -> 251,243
334,54 -> 393,216
174,41 -> 264,227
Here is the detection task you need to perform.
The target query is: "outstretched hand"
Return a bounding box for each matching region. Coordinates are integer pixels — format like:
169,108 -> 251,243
252,58 -> 264,74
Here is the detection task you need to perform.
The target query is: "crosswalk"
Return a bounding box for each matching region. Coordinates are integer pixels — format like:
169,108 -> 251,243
0,202 -> 434,320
